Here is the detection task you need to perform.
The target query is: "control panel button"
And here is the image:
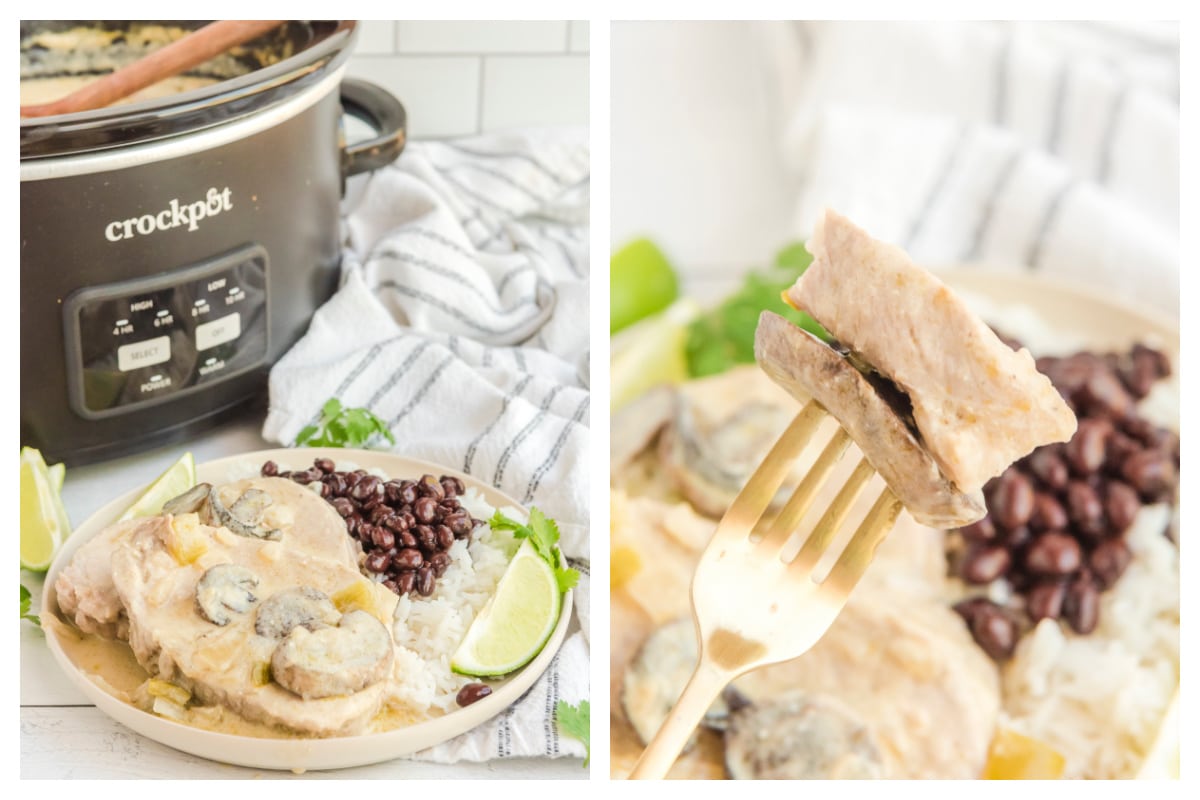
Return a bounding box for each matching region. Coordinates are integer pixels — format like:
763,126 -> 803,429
196,312 -> 241,351
117,336 -> 171,372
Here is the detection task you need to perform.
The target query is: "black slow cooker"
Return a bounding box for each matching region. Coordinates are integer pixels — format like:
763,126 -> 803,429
20,21 -> 406,465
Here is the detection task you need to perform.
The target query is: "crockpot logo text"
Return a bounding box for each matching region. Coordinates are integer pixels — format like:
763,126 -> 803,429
104,187 -> 233,242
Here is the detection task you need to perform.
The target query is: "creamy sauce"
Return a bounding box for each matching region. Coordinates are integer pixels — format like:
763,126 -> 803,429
52,609 -> 421,740
20,75 -> 219,107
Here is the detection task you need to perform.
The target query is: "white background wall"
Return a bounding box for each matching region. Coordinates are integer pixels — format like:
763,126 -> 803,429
346,20 -> 590,139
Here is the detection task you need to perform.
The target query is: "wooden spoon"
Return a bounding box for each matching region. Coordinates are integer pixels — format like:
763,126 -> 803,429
20,19 -> 284,118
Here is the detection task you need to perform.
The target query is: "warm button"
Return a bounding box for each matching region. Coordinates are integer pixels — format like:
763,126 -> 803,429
196,312 -> 241,351
117,335 -> 171,372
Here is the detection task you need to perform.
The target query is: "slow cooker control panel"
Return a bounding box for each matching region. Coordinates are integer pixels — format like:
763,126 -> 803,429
63,245 -> 269,419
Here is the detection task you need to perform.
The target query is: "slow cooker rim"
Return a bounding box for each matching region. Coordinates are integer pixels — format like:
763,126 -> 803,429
20,20 -> 357,160
19,65 -> 347,182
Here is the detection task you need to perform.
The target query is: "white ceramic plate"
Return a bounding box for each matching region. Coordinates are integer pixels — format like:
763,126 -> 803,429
41,447 -> 574,772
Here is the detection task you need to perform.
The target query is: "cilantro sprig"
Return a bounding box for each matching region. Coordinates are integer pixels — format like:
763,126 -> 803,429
21,584 -> 40,627
489,507 -> 580,593
293,398 -> 396,449
684,240 -> 829,378
556,699 -> 590,767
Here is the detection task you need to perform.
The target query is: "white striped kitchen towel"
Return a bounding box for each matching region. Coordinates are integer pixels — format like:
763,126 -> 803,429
262,128 -> 590,763
761,21 -> 1179,316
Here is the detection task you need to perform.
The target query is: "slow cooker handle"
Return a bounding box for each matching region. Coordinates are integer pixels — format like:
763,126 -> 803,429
339,78 -> 407,178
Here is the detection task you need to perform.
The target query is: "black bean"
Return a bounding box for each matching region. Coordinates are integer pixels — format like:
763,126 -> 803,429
351,475 -> 382,501
1026,447 -> 1069,491
1066,418 -> 1111,475
1024,532 -> 1082,576
383,579 -> 400,594
396,571 -> 417,595
414,496 -> 439,524
1133,343 -> 1171,380
436,525 -> 456,551
398,481 -> 419,505
1103,481 -> 1140,533
440,477 -> 460,498
456,683 -> 493,707
372,527 -> 395,551
429,552 -> 451,577
291,469 -> 316,485
385,513 -> 410,533
314,457 -> 336,474
992,472 -> 1035,530
1026,581 -> 1066,622
261,460 -> 279,477
393,548 -> 424,570
970,604 -> 1017,661
1030,493 -> 1069,532
346,514 -> 362,537
1078,368 -> 1133,418
419,474 -> 446,500
1063,576 -> 1100,634
1089,539 -> 1132,589
415,525 -> 438,553
399,531 -> 418,549
446,513 -> 474,538
416,566 -> 435,596
331,497 -> 355,518
1121,450 -> 1174,499
368,504 -> 392,525
1066,481 -> 1105,539
384,480 -> 405,504
364,552 -> 390,573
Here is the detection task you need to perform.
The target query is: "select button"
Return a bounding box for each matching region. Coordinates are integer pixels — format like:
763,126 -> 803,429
117,336 -> 171,372
196,312 -> 241,351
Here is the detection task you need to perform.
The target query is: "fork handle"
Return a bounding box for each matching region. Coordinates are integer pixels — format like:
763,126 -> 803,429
628,659 -> 731,779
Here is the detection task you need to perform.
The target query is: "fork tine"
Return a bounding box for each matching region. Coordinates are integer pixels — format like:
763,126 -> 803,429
789,456 -> 875,573
710,400 -> 826,547
822,487 -> 904,595
755,427 -> 851,556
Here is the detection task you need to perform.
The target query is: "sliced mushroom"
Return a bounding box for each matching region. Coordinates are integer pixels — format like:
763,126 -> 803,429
254,586 -> 341,639
657,397 -> 795,518
755,311 -> 986,528
163,483 -> 213,516
195,564 -> 260,626
621,618 -> 730,750
611,386 -> 676,479
270,610 -> 394,699
724,691 -> 885,779
208,486 -> 282,541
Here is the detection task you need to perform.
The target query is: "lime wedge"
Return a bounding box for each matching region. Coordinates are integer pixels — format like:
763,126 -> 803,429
611,298 -> 699,411
48,462 -> 65,493
118,452 -> 197,522
21,447 -> 71,572
451,540 -> 562,677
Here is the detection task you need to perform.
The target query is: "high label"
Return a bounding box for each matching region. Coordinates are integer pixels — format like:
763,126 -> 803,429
105,187 -> 233,242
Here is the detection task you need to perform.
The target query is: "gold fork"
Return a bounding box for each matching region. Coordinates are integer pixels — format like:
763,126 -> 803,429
628,399 -> 904,779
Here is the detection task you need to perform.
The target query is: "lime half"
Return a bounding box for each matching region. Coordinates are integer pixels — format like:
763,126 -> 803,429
21,448 -> 71,572
451,540 -> 562,677
118,452 -> 197,521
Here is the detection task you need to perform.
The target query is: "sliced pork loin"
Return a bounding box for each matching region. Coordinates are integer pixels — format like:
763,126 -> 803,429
787,209 -> 1076,493
755,311 -> 985,528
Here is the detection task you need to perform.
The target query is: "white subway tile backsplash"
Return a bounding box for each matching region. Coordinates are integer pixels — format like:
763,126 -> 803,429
481,56 -> 589,131
354,20 -> 396,54
569,21 -> 589,53
346,57 -> 480,139
395,21 -> 567,55
344,21 -> 588,138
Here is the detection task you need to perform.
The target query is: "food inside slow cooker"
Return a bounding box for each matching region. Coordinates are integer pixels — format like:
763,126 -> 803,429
19,22 -> 302,110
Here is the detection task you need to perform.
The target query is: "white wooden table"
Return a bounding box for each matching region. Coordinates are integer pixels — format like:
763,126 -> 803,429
20,414 -> 585,779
